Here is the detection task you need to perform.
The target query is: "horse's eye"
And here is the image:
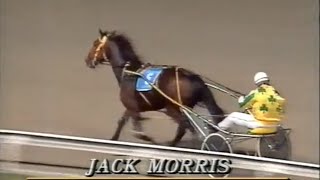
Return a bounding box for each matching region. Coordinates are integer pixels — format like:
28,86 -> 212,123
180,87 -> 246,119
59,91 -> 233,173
93,41 -> 99,46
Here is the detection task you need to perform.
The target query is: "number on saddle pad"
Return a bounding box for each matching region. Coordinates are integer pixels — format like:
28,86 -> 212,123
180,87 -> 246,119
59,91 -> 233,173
136,68 -> 164,92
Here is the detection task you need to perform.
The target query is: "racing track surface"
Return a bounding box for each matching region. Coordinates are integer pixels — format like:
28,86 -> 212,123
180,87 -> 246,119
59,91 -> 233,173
0,0 -> 319,176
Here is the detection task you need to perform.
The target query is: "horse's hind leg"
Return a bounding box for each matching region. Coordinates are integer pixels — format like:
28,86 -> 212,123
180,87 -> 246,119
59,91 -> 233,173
111,110 -> 130,140
164,107 -> 189,147
168,122 -> 187,147
130,112 -> 158,144
186,121 -> 199,147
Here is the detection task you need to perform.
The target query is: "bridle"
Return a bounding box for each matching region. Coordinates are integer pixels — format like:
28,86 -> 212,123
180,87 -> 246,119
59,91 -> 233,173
92,35 -> 130,69
92,35 -> 132,81
92,36 -> 109,65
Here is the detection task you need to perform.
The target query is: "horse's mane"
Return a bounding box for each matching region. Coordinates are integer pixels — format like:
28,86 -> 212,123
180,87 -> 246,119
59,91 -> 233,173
109,32 -> 144,66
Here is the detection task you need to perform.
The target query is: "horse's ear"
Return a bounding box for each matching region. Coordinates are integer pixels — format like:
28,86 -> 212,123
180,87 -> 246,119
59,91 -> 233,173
99,28 -> 103,36
107,30 -> 117,37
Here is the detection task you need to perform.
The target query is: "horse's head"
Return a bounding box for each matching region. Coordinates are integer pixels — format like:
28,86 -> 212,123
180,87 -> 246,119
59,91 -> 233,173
85,29 -> 116,68
85,29 -> 143,71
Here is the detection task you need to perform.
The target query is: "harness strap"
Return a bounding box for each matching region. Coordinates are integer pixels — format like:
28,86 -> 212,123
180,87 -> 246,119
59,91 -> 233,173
175,67 -> 183,105
136,63 -> 154,107
124,66 -> 183,108
139,92 -> 152,107
123,69 -> 205,121
119,62 -> 152,107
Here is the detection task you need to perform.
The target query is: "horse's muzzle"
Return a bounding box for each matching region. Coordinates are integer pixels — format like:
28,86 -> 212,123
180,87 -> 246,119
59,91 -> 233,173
85,57 -> 97,68
88,64 -> 96,69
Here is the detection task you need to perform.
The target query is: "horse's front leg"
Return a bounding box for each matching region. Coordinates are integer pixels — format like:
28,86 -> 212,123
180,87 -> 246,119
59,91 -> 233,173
185,119 -> 200,148
111,110 -> 130,141
168,121 -> 187,147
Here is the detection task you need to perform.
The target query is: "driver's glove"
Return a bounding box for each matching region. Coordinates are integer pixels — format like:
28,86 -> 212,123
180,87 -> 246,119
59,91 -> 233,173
238,96 -> 245,104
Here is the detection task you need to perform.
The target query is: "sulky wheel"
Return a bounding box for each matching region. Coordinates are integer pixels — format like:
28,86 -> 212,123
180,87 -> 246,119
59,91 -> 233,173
201,133 -> 233,178
257,127 -> 291,160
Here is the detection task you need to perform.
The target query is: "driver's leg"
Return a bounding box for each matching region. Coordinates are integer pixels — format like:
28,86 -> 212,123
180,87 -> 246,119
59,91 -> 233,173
218,112 -> 255,130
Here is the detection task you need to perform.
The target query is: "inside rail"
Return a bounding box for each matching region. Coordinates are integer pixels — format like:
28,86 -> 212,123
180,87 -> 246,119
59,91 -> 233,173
0,129 -> 318,169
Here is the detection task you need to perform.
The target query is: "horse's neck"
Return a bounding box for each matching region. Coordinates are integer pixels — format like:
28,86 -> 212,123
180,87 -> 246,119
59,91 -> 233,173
127,61 -> 144,71
108,41 -> 148,84
109,60 -> 144,85
111,67 -> 123,85
108,42 -> 127,85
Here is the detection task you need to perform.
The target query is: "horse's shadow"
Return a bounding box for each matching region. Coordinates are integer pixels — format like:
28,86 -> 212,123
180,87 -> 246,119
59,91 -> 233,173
134,117 -> 256,156
165,138 -> 256,156
175,138 -> 203,149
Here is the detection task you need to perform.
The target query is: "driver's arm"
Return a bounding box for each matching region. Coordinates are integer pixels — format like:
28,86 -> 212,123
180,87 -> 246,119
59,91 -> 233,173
239,90 -> 257,110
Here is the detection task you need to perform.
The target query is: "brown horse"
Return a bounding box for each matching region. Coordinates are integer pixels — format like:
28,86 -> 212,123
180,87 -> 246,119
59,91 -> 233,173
84,29 -> 225,146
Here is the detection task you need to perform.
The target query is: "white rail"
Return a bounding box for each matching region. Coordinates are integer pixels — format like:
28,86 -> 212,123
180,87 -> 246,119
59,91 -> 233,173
0,129 -> 318,178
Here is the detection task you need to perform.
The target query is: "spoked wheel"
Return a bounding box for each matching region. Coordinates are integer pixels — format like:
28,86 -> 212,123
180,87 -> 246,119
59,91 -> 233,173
257,127 -> 291,160
201,133 -> 233,178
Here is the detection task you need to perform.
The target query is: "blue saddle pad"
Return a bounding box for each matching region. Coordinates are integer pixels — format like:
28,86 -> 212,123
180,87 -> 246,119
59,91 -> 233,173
136,68 -> 164,92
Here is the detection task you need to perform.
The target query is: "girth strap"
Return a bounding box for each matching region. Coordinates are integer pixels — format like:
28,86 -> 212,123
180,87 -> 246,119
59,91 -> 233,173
175,67 -> 183,105
139,92 -> 152,107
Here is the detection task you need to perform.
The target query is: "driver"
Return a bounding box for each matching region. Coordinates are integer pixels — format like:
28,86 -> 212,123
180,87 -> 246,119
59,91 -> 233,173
218,72 -> 286,134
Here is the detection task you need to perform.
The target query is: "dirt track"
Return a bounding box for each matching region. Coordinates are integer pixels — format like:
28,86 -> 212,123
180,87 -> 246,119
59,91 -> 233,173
0,0 -> 319,165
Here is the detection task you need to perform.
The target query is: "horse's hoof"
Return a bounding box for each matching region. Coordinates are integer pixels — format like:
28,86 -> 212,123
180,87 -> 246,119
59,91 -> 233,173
110,136 -> 119,141
167,142 -> 176,147
138,116 -> 151,121
151,142 -> 159,146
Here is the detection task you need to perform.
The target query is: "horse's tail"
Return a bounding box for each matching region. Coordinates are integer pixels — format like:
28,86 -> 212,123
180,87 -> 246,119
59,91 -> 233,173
200,85 -> 225,132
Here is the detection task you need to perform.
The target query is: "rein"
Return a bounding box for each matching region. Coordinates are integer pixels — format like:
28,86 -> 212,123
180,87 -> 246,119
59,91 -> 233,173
121,69 -> 240,134
104,60 -> 243,116
103,61 -> 154,106
102,60 -> 131,80
118,63 -> 244,102
200,75 -> 245,99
